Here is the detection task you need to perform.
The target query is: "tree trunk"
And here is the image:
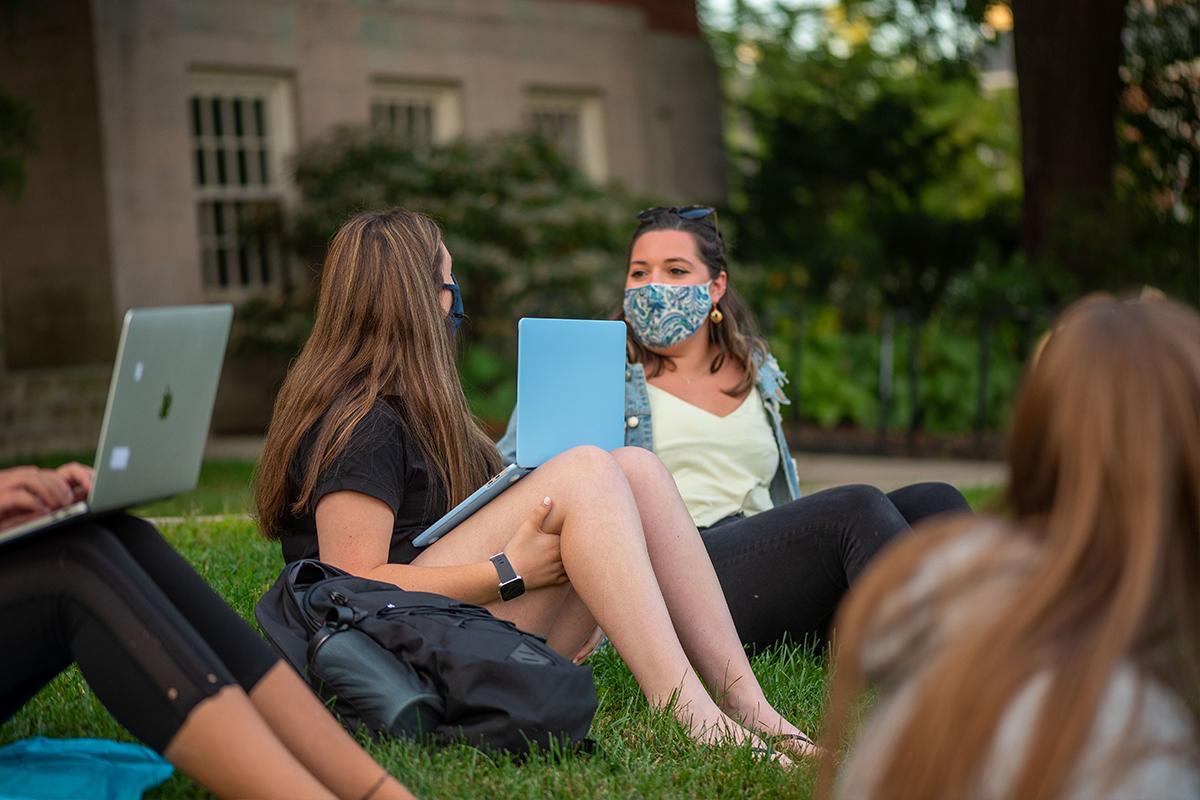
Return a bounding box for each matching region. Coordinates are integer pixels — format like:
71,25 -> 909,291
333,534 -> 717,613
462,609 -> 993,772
1011,0 -> 1128,288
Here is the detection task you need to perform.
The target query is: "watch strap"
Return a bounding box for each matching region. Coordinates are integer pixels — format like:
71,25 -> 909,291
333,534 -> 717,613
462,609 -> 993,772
489,552 -> 519,583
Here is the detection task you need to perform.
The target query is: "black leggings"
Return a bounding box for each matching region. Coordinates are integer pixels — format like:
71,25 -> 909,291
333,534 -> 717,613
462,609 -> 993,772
702,483 -> 970,651
0,514 -> 278,752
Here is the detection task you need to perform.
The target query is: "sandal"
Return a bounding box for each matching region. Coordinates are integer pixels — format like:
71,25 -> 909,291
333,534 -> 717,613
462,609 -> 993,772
774,732 -> 821,758
749,744 -> 794,769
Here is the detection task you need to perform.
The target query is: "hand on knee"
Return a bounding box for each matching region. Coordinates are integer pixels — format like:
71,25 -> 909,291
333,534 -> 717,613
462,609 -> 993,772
504,497 -> 568,591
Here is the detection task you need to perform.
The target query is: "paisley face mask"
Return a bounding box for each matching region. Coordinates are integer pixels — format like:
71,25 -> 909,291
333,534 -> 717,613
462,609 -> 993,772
623,281 -> 713,349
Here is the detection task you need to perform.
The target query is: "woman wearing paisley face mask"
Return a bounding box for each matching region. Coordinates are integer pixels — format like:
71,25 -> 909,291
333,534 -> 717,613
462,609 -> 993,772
499,206 -> 970,652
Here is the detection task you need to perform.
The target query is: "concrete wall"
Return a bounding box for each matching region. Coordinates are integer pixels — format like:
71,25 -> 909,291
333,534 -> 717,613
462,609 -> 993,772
161,0 -> 662,188
0,0 -> 118,369
0,365 -> 110,460
92,0 -> 207,319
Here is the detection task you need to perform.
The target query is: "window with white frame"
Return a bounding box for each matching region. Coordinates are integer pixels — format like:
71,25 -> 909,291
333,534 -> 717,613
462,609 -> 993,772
188,73 -> 295,300
370,81 -> 462,146
526,89 -> 607,182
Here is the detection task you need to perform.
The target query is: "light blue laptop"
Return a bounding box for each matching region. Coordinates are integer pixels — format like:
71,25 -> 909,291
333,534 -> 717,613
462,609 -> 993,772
412,318 -> 626,547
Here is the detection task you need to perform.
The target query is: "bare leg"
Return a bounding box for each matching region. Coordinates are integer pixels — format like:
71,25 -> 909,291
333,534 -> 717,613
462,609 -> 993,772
164,686 -> 337,799
609,447 -> 817,753
413,446 -> 758,746
249,662 -> 414,800
544,587 -> 597,656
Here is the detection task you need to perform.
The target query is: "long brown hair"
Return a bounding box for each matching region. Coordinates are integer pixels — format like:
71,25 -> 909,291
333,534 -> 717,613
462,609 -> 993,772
255,209 -> 500,537
819,294 -> 1200,799
618,210 -> 768,398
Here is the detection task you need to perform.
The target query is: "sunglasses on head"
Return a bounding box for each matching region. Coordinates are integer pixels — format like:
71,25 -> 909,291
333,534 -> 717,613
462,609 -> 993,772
637,205 -> 719,230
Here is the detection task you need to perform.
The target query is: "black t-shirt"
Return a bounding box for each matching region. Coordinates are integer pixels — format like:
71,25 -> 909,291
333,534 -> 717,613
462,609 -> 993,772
278,398 -> 447,566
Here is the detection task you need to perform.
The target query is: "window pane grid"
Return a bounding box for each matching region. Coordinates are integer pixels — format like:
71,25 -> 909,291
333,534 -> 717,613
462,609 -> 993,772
195,200 -> 282,292
530,108 -> 583,168
189,84 -> 287,297
370,99 -> 435,145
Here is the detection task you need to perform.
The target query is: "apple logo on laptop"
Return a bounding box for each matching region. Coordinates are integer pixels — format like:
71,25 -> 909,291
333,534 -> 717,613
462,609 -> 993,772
159,386 -> 173,420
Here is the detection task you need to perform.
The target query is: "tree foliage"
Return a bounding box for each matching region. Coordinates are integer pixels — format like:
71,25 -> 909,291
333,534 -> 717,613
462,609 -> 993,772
710,1 -> 1021,318
1112,0 -> 1199,299
713,0 -> 1198,307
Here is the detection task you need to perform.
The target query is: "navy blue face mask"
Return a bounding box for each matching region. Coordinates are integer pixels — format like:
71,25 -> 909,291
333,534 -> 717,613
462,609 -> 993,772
443,274 -> 465,332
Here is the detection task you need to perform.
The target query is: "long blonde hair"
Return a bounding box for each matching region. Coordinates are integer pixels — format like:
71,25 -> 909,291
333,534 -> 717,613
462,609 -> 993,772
820,294 -> 1200,799
255,209 -> 500,537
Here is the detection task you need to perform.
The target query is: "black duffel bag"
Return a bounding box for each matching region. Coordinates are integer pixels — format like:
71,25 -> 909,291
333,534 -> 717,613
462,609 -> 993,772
254,559 -> 598,754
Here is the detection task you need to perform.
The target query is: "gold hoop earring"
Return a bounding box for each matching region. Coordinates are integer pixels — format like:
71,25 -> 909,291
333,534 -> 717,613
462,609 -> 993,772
710,307 -> 724,324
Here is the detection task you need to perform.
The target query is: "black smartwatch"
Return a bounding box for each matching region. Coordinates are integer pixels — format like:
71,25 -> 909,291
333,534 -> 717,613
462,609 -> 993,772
489,552 -> 525,601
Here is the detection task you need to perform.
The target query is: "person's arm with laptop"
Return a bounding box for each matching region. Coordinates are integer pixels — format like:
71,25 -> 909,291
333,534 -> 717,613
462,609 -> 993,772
0,462 -> 92,530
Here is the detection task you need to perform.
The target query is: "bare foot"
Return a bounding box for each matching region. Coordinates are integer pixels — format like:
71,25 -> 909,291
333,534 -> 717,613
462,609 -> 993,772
671,699 -> 796,768
718,690 -> 820,758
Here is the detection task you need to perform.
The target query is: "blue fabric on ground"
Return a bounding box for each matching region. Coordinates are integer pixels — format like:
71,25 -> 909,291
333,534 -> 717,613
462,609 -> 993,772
0,737 -> 173,800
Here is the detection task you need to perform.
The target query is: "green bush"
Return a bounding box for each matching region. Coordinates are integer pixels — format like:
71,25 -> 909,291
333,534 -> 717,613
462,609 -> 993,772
760,303 -> 1041,434
238,128 -> 649,423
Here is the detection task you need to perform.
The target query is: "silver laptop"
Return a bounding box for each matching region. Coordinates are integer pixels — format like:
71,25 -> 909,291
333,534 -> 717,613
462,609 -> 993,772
0,304 -> 233,546
411,318 -> 626,548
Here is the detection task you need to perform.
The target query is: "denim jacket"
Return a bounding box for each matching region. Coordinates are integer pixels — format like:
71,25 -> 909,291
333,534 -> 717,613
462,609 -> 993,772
495,350 -> 802,507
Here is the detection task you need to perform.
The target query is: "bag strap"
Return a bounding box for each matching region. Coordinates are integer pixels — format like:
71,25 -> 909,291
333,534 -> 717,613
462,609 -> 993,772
285,560 -> 352,633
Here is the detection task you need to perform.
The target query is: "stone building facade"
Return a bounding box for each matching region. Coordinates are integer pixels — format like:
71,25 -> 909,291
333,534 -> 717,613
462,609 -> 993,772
0,0 -> 725,456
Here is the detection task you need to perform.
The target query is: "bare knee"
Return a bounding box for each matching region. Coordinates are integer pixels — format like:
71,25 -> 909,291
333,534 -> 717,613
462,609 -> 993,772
537,447 -> 628,515
610,446 -> 672,484
554,443 -> 624,474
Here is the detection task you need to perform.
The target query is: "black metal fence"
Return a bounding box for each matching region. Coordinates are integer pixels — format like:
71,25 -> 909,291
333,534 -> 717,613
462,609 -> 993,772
768,305 -> 1054,450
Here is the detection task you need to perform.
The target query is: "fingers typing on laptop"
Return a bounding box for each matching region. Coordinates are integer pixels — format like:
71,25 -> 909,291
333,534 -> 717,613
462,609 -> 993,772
0,464 -> 81,528
55,461 -> 94,499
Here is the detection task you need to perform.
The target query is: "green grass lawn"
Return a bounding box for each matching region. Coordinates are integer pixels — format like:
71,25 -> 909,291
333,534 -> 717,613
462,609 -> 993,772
0,464 -> 1002,798
135,460 -> 257,517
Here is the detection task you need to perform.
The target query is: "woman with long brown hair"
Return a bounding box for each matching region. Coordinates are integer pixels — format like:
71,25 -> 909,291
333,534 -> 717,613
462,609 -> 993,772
255,208 -> 816,758
819,295 -> 1200,799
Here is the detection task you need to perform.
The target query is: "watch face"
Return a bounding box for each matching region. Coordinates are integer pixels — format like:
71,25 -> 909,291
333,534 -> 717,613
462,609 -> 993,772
499,577 -> 525,601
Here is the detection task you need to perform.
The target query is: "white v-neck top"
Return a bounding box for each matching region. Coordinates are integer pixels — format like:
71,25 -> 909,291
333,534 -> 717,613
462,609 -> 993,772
646,383 -> 780,528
